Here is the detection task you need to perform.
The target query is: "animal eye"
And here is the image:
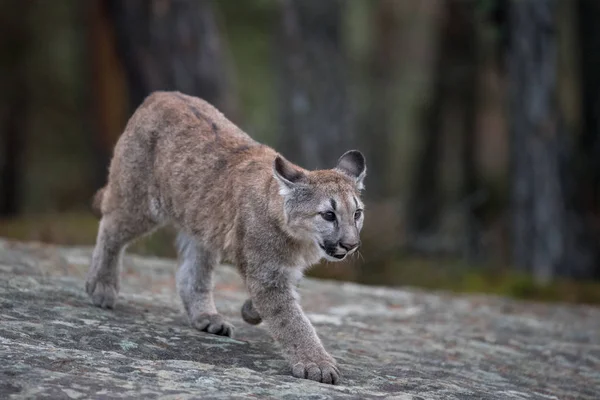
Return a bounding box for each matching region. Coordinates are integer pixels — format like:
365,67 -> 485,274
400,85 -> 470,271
354,210 -> 363,220
321,211 -> 336,222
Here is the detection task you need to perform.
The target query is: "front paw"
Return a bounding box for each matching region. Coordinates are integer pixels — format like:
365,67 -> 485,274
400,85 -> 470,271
191,313 -> 235,337
291,356 -> 340,384
85,277 -> 118,309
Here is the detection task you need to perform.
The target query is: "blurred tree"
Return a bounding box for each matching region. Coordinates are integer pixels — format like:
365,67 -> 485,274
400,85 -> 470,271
104,0 -> 237,116
88,0 -> 129,189
577,1 -> 600,202
568,0 -> 600,278
86,0 -> 237,189
0,0 -> 30,217
459,2 -> 481,262
362,0 -> 397,197
508,0 -> 565,283
407,0 -> 480,257
276,0 -> 354,169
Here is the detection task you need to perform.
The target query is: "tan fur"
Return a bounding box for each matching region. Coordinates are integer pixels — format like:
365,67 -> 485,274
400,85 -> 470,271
90,187 -> 105,218
85,91 -> 366,384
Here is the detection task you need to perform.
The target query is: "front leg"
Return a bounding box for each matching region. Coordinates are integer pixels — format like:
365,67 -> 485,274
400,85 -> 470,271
247,269 -> 340,384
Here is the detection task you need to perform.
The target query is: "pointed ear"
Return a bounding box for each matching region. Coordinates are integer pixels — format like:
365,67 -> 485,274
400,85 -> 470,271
336,150 -> 366,190
273,155 -> 306,196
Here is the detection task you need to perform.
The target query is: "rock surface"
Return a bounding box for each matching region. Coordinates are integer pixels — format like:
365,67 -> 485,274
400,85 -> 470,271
0,238 -> 599,399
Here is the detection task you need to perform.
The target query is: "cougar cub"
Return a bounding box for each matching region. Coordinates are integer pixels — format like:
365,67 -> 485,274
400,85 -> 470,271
86,91 -> 366,384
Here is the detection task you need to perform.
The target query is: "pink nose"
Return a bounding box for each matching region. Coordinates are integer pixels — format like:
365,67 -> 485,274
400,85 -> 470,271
339,241 -> 360,251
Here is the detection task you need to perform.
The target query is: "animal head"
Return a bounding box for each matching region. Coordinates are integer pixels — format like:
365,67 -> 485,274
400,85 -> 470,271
273,150 -> 366,262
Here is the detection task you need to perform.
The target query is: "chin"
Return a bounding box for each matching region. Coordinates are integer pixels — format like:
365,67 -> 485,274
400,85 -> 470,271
321,252 -> 347,262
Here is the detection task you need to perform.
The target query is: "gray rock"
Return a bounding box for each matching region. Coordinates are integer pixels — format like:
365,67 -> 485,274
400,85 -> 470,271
0,238 -> 599,399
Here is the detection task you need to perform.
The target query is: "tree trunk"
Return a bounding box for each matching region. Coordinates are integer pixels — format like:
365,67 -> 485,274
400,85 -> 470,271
406,0 -> 479,255
568,0 -> 600,278
361,0 -> 397,197
0,0 -> 30,217
578,1 -> 600,192
456,3 -> 480,262
87,0 -> 129,190
105,0 -> 236,117
508,0 -> 564,283
277,0 -> 353,170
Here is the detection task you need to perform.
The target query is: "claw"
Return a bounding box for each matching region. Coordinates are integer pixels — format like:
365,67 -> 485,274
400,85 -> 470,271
291,358 -> 340,384
191,313 -> 235,338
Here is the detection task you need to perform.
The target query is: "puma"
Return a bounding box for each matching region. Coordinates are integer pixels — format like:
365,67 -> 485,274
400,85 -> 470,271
86,91 -> 366,384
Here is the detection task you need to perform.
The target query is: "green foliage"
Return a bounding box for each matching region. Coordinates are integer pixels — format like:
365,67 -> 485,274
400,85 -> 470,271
2,212 -> 599,305
308,254 -> 600,306
215,0 -> 278,144
0,213 -> 177,258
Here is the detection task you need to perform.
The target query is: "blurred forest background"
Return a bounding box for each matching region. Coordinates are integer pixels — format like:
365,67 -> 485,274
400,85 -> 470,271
1,0 -> 599,303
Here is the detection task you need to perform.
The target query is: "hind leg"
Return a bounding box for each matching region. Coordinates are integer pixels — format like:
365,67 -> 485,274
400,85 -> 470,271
86,212 -> 156,309
176,233 -> 234,337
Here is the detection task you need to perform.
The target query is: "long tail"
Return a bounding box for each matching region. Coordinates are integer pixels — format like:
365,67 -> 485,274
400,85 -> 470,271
91,187 -> 106,218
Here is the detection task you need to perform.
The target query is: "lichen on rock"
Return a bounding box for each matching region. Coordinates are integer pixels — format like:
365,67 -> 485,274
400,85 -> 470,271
0,239 -> 599,399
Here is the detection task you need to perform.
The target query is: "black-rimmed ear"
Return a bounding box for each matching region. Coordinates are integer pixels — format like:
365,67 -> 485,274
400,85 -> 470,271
273,155 -> 306,196
336,150 -> 366,190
